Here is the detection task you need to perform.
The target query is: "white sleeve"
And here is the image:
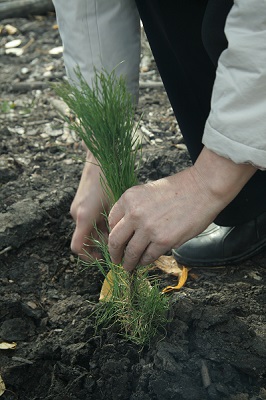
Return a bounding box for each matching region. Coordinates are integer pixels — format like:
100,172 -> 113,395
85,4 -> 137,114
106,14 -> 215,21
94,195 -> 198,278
202,0 -> 266,170
52,0 -> 140,100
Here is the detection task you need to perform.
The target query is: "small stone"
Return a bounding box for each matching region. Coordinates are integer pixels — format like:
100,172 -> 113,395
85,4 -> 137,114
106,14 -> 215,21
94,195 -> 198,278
43,70 -> 52,78
155,138 -> 163,144
49,46 -> 63,55
5,39 -> 22,48
5,24 -> 18,35
5,48 -> 23,56
21,67 -> 29,74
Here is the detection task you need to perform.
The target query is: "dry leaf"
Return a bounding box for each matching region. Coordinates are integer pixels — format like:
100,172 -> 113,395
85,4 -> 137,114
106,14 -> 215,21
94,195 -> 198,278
162,266 -> 189,293
0,342 -> 17,350
150,255 -> 190,293
152,255 -> 184,277
0,374 -> 6,396
99,270 -> 114,301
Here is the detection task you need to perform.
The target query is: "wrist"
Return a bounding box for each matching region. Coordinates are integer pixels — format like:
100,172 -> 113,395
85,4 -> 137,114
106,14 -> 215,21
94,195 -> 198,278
192,147 -> 257,208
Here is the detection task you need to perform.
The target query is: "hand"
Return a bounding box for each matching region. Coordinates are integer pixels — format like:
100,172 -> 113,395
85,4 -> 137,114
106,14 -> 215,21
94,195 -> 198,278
70,150 -> 109,260
108,147 -> 257,271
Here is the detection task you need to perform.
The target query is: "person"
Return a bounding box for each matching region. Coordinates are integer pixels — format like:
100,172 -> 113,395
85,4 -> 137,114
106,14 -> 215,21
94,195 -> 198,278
52,0 -> 266,271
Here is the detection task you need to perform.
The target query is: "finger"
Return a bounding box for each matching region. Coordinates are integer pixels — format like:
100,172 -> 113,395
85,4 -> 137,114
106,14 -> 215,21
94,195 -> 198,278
108,217 -> 135,265
139,242 -> 170,266
122,231 -> 150,271
71,222 -> 94,258
72,215 -> 109,260
108,199 -> 125,230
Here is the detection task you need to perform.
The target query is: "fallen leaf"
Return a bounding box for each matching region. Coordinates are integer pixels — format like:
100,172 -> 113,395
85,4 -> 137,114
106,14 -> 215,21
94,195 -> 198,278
152,255 -> 184,277
150,256 -> 190,293
0,342 -> 17,350
0,374 -> 6,396
162,266 -> 189,293
99,270 -> 114,301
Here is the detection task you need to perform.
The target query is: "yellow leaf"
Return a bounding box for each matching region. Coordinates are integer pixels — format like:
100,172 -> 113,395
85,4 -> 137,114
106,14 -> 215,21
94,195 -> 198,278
0,374 -> 6,396
162,266 -> 189,293
99,270 -> 114,301
0,342 -> 17,350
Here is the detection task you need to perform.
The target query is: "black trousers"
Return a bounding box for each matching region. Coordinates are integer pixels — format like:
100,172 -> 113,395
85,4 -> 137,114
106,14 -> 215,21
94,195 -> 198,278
135,0 -> 266,226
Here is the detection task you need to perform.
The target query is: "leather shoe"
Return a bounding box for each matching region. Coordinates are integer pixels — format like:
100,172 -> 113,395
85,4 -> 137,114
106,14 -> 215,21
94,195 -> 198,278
172,212 -> 266,267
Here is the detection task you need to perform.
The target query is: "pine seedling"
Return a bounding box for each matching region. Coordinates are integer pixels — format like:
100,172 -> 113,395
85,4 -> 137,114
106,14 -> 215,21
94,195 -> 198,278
54,68 -> 169,345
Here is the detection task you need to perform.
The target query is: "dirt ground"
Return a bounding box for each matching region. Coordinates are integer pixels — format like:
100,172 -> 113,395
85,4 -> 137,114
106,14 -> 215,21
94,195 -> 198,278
0,11 -> 266,400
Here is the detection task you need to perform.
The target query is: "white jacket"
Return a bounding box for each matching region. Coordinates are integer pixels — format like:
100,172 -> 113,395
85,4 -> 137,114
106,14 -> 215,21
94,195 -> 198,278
53,0 -> 266,170
202,0 -> 266,170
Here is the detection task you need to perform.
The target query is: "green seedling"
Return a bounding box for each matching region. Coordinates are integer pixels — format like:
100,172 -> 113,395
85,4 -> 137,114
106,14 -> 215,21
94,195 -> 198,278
0,100 -> 15,114
55,67 -> 169,345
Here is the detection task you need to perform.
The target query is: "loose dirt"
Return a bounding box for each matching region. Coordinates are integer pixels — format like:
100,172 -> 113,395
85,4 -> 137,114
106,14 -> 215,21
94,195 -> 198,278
0,12 -> 265,400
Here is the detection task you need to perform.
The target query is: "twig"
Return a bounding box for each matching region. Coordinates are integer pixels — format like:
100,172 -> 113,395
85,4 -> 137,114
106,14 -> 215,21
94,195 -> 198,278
0,0 -> 54,19
201,360 -> 211,388
3,82 -> 49,93
12,356 -> 33,365
0,246 -> 12,256
139,80 -> 164,89
24,119 -> 48,126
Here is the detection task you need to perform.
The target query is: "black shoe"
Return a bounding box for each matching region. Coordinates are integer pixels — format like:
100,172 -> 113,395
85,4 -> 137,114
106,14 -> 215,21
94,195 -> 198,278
172,212 -> 266,267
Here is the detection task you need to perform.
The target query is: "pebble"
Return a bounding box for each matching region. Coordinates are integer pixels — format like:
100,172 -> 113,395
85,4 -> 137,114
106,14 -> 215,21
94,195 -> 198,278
43,70 -> 52,78
5,39 -> 22,48
49,46 -> 63,55
21,67 -> 29,74
155,138 -> 163,144
4,24 -> 18,35
5,48 -> 23,56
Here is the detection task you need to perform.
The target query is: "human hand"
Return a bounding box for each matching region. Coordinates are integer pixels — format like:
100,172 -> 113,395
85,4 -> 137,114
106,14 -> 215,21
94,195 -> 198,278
70,150 -> 109,260
108,147 -> 257,271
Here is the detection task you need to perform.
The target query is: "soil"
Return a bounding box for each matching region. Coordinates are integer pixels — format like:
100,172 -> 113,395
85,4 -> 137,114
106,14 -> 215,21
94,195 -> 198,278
0,12 -> 266,400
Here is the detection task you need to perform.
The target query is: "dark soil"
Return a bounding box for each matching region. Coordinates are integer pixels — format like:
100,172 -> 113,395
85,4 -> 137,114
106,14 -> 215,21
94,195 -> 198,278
0,12 -> 266,400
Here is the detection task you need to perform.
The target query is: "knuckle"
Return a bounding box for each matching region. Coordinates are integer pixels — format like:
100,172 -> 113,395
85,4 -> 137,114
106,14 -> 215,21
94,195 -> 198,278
70,203 -> 77,219
127,204 -> 143,222
154,232 -> 169,248
74,207 -> 87,224
70,239 -> 80,255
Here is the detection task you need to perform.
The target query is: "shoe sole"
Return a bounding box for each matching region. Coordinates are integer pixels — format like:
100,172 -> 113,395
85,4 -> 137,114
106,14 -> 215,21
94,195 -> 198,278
172,238 -> 266,268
